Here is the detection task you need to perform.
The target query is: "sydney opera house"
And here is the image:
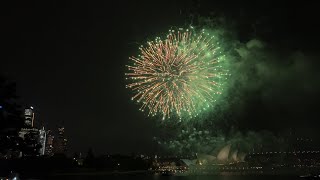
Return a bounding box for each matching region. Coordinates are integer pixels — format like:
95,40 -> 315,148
153,144 -> 253,175
182,144 -> 246,166
153,142 -> 320,176
179,144 -> 251,175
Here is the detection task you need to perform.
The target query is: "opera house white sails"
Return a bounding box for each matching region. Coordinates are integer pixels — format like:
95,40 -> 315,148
182,144 -> 247,166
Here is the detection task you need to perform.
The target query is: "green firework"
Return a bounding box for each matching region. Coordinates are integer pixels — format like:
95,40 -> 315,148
126,27 -> 230,121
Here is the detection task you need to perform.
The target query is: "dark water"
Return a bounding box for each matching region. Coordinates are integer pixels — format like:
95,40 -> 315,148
44,175 -> 301,180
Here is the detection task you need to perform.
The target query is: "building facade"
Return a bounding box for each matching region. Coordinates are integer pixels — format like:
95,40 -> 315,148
45,130 -> 54,156
53,127 -> 67,155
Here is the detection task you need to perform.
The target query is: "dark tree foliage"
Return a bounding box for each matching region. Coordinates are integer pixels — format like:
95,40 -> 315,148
0,75 -> 23,129
0,75 -> 24,156
84,148 -> 95,167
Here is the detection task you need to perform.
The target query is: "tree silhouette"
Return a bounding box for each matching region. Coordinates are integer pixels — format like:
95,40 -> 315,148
0,74 -> 24,157
0,75 -> 23,129
84,148 -> 95,167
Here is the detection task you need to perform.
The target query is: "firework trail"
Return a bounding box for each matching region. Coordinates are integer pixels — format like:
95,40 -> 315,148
126,28 -> 229,120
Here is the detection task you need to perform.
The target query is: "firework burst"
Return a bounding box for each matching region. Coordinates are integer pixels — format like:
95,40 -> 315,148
126,28 -> 229,120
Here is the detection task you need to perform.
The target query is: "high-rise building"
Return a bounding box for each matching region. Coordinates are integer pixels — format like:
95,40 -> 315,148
19,128 -> 40,157
45,130 -> 54,156
19,106 -> 40,156
24,106 -> 35,127
19,106 -> 48,157
53,127 -> 67,154
39,127 -> 46,155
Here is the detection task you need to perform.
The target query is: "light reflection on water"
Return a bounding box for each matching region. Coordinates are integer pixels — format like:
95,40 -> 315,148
44,175 -> 301,180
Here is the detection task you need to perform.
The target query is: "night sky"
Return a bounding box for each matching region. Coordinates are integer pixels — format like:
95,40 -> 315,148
1,1 -> 320,155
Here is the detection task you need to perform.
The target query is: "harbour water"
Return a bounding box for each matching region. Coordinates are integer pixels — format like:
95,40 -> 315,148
45,174 -> 302,180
